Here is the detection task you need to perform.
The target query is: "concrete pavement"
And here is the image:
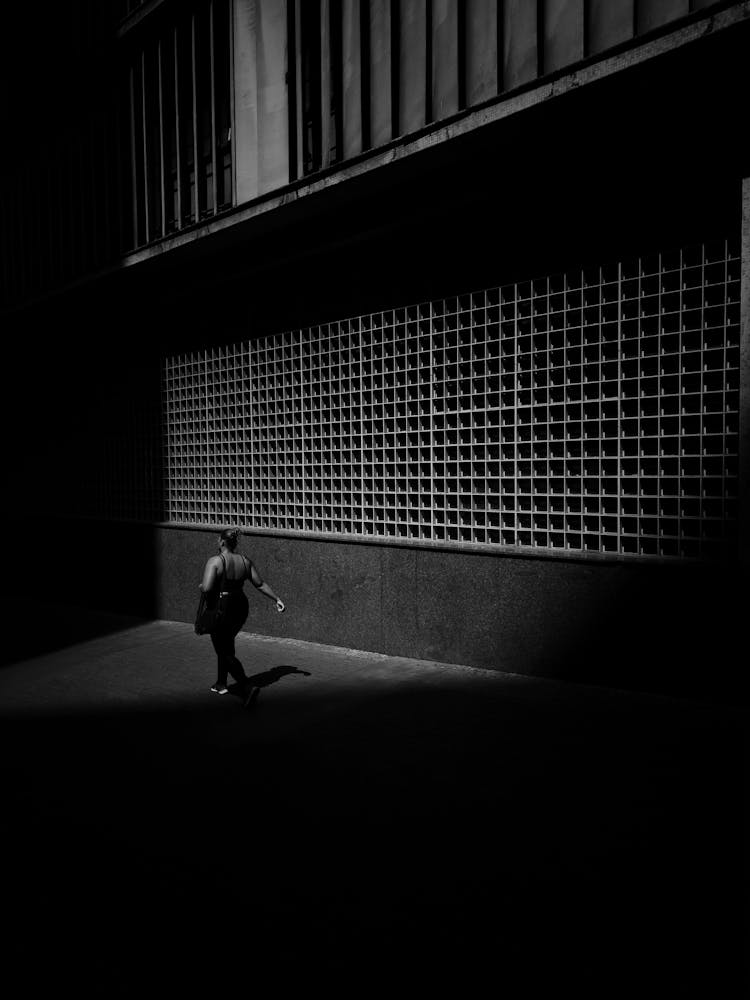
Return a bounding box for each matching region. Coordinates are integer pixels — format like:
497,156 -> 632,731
0,614 -> 746,995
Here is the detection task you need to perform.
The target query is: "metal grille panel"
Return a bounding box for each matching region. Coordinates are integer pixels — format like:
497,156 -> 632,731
163,239 -> 740,560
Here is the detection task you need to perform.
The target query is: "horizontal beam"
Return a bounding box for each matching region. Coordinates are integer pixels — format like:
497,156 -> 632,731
57,513 -> 716,568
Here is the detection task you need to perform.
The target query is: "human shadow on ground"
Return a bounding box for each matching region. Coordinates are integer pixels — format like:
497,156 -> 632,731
228,664 -> 311,702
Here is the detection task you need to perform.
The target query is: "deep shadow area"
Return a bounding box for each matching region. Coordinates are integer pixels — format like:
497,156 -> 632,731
0,517 -> 163,667
0,293 -> 165,663
528,560 -> 747,707
0,602 -> 148,668
0,659 -> 745,995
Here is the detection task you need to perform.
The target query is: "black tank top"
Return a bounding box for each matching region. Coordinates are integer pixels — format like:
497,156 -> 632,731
219,553 -> 248,592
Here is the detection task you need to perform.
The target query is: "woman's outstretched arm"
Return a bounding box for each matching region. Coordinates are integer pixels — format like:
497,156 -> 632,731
248,559 -> 285,612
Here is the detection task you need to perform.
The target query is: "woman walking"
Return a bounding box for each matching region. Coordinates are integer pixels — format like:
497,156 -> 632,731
199,527 -> 285,704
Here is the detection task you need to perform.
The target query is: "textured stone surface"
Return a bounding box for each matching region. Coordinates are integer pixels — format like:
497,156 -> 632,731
50,519 -> 743,700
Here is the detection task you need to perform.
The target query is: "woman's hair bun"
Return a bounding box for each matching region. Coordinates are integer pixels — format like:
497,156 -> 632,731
220,526 -> 242,547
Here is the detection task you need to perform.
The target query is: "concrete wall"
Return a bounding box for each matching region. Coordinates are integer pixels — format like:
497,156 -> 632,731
153,524 -> 742,700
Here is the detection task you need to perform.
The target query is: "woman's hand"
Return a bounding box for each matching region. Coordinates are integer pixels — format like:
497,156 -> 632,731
275,599 -> 286,613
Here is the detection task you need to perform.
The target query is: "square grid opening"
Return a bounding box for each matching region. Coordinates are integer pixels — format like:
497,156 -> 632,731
163,239 -> 740,560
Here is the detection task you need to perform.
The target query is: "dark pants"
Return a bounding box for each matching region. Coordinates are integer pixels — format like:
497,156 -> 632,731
210,593 -> 249,688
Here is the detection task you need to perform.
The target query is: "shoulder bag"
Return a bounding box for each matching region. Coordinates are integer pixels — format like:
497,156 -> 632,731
194,555 -> 229,635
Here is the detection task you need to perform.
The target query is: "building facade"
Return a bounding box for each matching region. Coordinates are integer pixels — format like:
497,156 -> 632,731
2,1 -> 748,696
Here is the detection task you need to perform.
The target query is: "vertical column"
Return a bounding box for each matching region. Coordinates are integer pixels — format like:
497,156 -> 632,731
233,0 -> 289,202
257,0 -> 290,192
228,0 -> 237,203
587,0 -> 634,55
320,0 -> 332,167
233,0 -> 260,202
398,0 -> 427,136
173,28 -> 183,228
294,0 -> 304,177
209,1 -> 219,214
285,0 -> 299,179
369,0 -> 392,147
191,15 -> 201,221
359,0 -> 371,149
128,64 -> 138,245
140,51 -> 152,238
740,178 -> 750,566
157,40 -> 167,236
541,0 -> 584,74
431,0 -> 458,121
342,0 -> 362,159
465,0 -> 497,107
502,0 -> 538,91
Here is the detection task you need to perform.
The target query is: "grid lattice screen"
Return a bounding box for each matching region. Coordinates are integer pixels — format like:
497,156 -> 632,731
163,239 -> 740,560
